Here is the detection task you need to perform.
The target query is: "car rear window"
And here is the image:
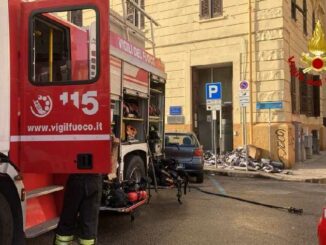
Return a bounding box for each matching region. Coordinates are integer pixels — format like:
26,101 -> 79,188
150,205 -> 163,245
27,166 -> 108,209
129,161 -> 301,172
165,134 -> 198,147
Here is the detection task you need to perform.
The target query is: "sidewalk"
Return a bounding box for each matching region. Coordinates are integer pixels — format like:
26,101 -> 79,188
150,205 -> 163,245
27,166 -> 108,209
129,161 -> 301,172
204,151 -> 326,184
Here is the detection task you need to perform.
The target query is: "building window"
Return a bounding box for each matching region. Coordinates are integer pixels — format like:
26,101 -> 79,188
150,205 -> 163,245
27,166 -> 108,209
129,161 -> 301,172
291,0 -> 307,35
291,75 -> 299,114
68,10 -> 83,27
299,70 -> 321,117
299,71 -> 307,115
200,0 -> 223,19
127,0 -> 145,29
312,76 -> 321,117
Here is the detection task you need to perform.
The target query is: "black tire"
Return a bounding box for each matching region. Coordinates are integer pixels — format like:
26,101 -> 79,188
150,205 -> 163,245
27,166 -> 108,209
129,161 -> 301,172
124,155 -> 146,182
196,172 -> 204,183
0,192 -> 13,245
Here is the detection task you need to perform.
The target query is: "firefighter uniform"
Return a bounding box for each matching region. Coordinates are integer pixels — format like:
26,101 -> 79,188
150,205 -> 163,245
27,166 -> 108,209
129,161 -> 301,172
54,174 -> 102,245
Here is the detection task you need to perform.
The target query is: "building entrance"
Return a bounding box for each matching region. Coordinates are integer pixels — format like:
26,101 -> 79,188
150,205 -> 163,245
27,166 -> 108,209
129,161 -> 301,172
192,65 -> 233,153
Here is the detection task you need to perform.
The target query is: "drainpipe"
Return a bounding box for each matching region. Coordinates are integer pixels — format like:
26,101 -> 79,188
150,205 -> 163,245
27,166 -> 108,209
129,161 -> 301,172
248,0 -> 254,144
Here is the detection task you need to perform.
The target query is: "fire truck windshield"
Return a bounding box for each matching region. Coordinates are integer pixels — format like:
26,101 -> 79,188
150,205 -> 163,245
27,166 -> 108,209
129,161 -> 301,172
30,9 -> 98,84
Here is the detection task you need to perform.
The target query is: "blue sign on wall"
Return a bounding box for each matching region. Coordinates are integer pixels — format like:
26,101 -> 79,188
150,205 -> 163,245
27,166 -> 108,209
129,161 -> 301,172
206,82 -> 222,100
256,101 -> 283,110
170,106 -> 182,115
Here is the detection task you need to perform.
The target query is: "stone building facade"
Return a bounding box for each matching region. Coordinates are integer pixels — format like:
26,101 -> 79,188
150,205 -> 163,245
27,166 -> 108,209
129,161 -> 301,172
111,0 -> 326,167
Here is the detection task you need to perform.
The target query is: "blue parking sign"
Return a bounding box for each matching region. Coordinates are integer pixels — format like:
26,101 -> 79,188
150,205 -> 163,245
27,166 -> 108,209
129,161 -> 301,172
206,83 -> 222,100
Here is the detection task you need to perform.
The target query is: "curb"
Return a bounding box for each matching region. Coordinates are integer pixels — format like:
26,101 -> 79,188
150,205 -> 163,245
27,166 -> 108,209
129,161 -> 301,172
204,167 -> 326,184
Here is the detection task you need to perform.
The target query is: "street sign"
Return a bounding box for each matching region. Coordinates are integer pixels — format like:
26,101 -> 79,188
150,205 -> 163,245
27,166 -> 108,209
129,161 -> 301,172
239,80 -> 250,107
239,80 -> 249,90
239,91 -> 250,106
206,82 -> 222,111
206,83 -> 222,100
169,106 -> 182,115
206,102 -> 221,111
256,101 -> 283,110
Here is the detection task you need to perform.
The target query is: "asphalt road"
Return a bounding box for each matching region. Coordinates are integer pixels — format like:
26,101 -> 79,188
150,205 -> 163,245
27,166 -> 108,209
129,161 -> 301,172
27,174 -> 326,245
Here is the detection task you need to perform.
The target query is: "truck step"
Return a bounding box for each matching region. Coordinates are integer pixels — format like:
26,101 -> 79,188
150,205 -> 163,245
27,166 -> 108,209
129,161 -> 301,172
25,217 -> 59,238
26,185 -> 64,199
100,198 -> 148,213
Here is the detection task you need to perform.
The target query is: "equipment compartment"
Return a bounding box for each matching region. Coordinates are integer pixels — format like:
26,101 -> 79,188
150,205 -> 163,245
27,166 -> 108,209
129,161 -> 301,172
148,74 -> 166,157
121,92 -> 148,143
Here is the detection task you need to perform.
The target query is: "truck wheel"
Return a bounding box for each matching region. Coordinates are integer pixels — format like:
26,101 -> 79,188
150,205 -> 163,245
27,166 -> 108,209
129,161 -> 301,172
125,155 -> 145,182
0,192 -> 13,245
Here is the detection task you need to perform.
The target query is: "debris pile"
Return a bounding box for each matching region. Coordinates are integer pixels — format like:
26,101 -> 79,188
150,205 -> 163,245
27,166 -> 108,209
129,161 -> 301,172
204,147 -> 285,173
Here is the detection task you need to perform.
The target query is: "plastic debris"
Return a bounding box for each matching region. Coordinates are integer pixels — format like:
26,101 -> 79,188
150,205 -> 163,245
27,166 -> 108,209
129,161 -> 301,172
204,147 -> 285,173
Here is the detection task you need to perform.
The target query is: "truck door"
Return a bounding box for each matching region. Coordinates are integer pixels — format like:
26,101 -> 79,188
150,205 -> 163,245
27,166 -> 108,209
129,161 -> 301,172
18,0 -> 111,173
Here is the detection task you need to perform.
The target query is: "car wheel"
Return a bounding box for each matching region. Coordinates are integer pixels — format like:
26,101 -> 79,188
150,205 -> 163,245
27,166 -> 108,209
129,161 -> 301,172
0,192 -> 13,245
124,155 -> 146,182
196,172 -> 204,183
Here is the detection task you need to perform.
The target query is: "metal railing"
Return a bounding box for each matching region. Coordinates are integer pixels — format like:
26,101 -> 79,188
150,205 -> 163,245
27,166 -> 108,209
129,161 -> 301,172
119,0 -> 159,56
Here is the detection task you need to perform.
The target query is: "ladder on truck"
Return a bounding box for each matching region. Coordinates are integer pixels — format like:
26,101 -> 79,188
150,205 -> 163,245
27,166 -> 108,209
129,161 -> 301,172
110,0 -> 159,56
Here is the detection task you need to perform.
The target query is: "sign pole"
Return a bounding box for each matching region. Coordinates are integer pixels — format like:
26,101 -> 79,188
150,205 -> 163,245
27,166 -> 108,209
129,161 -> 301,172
211,111 -> 214,154
219,108 -> 222,155
212,110 -> 217,168
210,69 -> 214,157
244,107 -> 246,145
239,80 -> 250,170
244,106 -> 248,171
268,108 -> 271,159
205,81 -> 222,168
241,107 -> 245,146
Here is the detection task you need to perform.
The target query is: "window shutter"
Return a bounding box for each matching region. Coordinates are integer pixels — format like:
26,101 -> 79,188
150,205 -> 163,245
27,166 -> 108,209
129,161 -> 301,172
313,76 -> 320,117
126,0 -> 144,29
291,75 -> 297,113
291,0 -> 297,20
212,0 -> 223,17
126,1 -> 135,25
140,0 -> 145,29
70,10 -> 83,27
299,69 -> 307,115
306,74 -> 314,117
303,0 -> 307,35
200,0 -> 210,19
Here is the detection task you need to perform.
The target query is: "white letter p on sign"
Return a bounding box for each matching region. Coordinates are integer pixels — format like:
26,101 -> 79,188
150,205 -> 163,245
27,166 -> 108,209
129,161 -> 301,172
209,85 -> 218,98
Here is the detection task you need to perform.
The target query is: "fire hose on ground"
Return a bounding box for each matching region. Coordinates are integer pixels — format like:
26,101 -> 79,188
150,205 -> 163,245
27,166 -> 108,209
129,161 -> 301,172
190,185 -> 303,215
147,156 -> 303,215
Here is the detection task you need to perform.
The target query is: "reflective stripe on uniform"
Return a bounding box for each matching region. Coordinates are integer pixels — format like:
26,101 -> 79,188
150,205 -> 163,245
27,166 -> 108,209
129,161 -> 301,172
78,238 -> 95,245
55,241 -> 73,245
55,234 -> 74,245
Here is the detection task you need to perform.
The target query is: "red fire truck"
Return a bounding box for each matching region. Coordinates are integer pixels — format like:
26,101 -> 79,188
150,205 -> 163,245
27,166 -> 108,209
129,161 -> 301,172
0,0 -> 166,243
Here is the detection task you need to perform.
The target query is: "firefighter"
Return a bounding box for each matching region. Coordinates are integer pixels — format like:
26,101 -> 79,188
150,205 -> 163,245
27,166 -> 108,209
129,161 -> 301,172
54,174 -> 103,245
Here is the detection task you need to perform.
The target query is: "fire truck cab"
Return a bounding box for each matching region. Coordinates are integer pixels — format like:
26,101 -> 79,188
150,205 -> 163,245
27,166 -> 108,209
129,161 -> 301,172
0,0 -> 166,243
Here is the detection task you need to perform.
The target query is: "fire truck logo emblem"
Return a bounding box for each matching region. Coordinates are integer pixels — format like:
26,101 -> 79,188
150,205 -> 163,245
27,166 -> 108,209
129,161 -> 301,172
30,95 -> 53,118
301,20 -> 326,74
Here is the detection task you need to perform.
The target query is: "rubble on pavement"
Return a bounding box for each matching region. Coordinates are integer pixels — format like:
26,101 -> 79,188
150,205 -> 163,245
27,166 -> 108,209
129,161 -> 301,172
204,147 -> 286,174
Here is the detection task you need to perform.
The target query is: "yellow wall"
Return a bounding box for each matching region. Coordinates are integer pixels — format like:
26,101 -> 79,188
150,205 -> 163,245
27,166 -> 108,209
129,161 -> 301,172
110,0 -> 326,166
143,0 -> 286,126
54,9 -> 96,28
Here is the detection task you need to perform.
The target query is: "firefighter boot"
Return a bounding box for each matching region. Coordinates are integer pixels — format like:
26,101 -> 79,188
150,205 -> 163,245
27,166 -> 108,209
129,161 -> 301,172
78,238 -> 96,245
54,234 -> 74,245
